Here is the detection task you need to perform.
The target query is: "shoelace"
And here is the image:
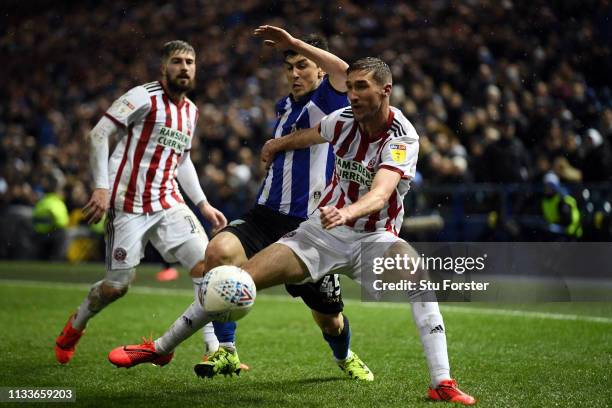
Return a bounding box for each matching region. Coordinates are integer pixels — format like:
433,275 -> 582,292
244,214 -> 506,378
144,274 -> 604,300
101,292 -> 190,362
143,335 -> 154,344
436,381 -> 459,400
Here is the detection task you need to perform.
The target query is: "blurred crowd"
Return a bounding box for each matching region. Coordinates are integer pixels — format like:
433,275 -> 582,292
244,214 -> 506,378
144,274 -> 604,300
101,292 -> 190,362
1,0 -> 611,254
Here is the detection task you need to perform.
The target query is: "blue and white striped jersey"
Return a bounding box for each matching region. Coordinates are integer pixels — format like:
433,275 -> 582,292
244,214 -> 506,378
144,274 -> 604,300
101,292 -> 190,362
256,76 -> 348,219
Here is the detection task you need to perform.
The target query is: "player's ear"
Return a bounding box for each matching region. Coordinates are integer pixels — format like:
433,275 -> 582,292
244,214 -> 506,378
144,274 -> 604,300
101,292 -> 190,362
382,83 -> 392,97
317,68 -> 325,79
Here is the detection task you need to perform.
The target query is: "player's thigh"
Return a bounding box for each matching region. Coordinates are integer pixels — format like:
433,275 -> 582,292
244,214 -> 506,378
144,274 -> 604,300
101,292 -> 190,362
105,209 -> 150,270
150,204 -> 208,266
205,231 -> 248,269
243,243 -> 309,290
352,231 -> 406,284
379,238 -> 431,283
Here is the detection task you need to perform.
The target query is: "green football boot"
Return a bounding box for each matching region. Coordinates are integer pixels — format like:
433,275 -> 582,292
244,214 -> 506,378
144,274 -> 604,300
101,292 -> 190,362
194,346 -> 242,378
337,352 -> 374,381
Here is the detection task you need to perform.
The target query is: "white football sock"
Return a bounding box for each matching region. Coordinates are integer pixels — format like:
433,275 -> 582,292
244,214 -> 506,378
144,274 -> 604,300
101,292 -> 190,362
72,280 -> 105,330
335,349 -> 353,363
154,301 -> 211,354
192,276 -> 203,302
203,322 -> 219,354
219,341 -> 236,352
411,301 -> 451,387
72,298 -> 95,331
193,277 -> 219,354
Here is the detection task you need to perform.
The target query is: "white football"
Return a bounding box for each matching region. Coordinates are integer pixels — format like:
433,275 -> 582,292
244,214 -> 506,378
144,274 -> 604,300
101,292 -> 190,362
198,265 -> 256,322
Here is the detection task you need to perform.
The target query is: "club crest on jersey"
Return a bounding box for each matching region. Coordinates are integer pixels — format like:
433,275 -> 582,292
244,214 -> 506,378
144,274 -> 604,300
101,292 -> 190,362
113,247 -> 127,262
390,143 -> 407,163
367,157 -> 378,170
157,126 -> 189,153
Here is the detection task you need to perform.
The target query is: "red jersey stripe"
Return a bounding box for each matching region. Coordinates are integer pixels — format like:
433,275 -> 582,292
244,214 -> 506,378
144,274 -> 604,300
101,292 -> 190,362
385,191 -> 401,235
177,103 -> 183,132
335,189 -> 346,209
346,133 -> 370,202
330,121 -> 345,145
170,165 -> 183,204
185,104 -> 191,136
364,209 -> 381,231
319,174 -> 338,208
123,96 -> 157,212
142,145 -> 164,213
110,123 -> 134,207
158,95 -> 173,209
336,123 -> 358,157
169,104 -> 184,204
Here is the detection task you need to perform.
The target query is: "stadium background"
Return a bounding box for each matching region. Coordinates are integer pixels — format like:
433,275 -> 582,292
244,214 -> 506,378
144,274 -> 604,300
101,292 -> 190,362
1,0 -> 611,258
1,2 -> 611,407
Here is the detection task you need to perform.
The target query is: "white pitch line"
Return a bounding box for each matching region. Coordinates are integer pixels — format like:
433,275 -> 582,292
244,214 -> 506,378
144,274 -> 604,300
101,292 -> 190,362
1,279 -> 612,324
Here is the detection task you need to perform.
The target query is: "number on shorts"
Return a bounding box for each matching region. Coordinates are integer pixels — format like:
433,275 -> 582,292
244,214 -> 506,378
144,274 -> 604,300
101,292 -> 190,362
185,215 -> 198,234
320,275 -> 341,298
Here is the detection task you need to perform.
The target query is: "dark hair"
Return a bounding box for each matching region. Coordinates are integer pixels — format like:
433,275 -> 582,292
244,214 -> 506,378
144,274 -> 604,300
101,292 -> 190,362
283,34 -> 329,59
347,57 -> 392,85
162,40 -> 195,61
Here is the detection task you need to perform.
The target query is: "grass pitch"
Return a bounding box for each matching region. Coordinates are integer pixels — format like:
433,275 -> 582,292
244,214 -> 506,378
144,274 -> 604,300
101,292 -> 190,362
0,261 -> 611,407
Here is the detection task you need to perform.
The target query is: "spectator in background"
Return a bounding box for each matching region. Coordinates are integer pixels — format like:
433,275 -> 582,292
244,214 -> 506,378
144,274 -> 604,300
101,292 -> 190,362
581,128 -> 612,182
541,172 -> 583,240
483,121 -> 530,183
32,175 -> 69,260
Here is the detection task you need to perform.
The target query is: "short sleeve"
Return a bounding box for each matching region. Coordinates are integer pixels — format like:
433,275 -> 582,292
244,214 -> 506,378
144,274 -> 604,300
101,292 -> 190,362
379,136 -> 419,179
318,108 -> 346,144
105,86 -> 151,128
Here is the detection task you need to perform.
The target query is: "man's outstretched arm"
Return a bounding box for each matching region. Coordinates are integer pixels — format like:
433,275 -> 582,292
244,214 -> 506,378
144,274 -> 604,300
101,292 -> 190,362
260,127 -> 326,168
254,25 -> 349,92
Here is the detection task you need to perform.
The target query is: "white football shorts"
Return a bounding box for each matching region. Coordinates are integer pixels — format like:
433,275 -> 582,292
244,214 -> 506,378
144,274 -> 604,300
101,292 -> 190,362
105,203 -> 208,270
277,217 -> 403,285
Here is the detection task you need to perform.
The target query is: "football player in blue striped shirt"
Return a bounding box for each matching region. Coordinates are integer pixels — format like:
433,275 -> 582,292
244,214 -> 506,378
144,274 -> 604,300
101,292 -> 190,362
194,25 -> 373,380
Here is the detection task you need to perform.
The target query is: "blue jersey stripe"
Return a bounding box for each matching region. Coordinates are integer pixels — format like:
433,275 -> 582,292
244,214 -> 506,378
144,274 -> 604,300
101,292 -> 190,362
256,116 -> 281,204
288,109 -> 313,217
325,144 -> 334,184
289,147 -> 310,217
264,99 -> 305,211
265,151 -> 285,211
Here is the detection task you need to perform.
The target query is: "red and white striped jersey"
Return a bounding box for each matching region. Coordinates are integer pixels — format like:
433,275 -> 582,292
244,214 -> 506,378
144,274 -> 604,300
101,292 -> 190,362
317,106 -> 419,235
104,81 -> 199,213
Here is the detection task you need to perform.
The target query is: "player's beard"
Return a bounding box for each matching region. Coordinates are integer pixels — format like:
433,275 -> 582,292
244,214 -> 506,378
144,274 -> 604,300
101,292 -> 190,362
166,72 -> 195,94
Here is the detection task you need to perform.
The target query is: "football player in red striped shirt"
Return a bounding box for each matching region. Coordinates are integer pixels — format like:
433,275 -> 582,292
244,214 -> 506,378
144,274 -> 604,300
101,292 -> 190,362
54,41 -> 226,365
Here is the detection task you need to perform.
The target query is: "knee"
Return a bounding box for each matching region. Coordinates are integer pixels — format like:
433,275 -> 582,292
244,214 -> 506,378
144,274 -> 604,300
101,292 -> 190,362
314,312 -> 344,336
100,281 -> 128,301
205,236 -> 238,269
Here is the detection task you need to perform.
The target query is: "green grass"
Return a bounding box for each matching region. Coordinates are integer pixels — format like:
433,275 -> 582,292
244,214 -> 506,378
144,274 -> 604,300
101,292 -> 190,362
0,262 -> 611,407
